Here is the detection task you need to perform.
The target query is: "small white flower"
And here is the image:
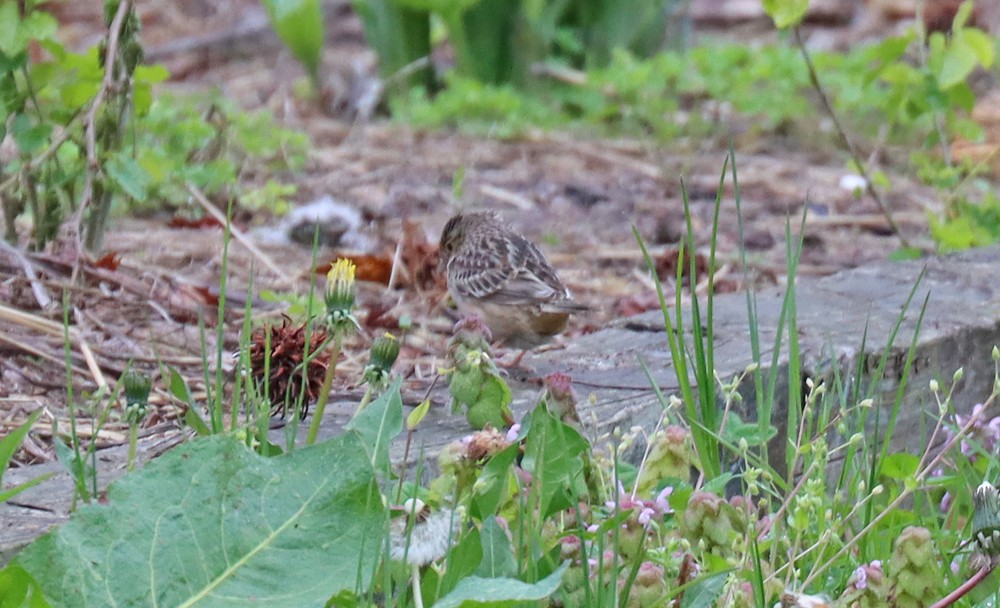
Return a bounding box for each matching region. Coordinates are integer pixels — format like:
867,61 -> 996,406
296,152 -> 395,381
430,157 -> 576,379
838,174 -> 867,193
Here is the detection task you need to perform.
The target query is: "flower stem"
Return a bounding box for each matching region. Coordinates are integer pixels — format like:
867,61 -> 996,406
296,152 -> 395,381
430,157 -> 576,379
306,331 -> 343,445
411,563 -> 424,608
354,384 -> 375,417
127,423 -> 138,471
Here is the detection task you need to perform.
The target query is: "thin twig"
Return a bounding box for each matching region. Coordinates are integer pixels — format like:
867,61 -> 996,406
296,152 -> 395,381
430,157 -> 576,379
185,183 -> 287,281
792,27 -> 909,248
0,238 -> 52,308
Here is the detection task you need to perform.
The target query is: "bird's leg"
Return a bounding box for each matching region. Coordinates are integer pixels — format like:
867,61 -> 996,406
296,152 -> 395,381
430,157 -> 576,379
495,348 -> 530,369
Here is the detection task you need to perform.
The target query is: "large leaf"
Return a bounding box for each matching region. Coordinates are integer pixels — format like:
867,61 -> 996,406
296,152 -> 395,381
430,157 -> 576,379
475,517 -> 516,579
433,562 -> 567,608
0,564 -> 50,608
520,405 -> 590,519
344,377 -> 404,475
11,434 -> 384,607
681,571 -> 729,608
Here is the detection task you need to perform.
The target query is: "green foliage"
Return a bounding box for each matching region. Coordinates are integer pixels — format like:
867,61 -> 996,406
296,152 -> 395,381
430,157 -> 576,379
9,434 -> 385,606
521,403 -> 592,519
261,0 -> 324,85
132,94 -> 307,214
351,0 -> 433,93
349,0 -> 674,97
0,411 -> 54,504
434,562 -> 568,607
929,190 -> 1000,251
761,0 -> 808,29
529,0 -> 672,70
0,2 -> 308,250
0,565 -> 50,608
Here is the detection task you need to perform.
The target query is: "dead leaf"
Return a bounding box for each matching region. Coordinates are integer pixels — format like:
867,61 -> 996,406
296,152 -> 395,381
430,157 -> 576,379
92,251 -> 121,271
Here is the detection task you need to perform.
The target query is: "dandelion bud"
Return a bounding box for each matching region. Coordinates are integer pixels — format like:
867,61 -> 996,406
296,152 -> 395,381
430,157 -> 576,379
324,258 -> 357,328
362,332 -> 400,388
929,379 -> 939,393
123,369 -> 152,424
993,346 -> 999,362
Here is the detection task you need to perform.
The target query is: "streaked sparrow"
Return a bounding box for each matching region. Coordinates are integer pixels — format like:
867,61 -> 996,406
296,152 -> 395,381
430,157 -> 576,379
438,211 -> 587,349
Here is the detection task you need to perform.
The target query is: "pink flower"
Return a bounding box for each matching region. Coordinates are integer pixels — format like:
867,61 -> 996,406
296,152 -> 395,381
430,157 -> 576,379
505,424 -> 521,442
953,403 -> 1000,457
654,486 -> 674,513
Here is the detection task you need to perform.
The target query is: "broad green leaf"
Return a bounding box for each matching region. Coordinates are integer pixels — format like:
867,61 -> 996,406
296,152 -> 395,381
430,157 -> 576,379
476,516 -> 517,578
407,398 -> 432,430
957,27 -> 994,68
134,63 -> 170,84
0,4 -> 57,57
761,0 -> 808,29
261,0 -> 324,81
14,434 -> 384,607
470,443 -> 518,519
0,564 -> 51,608
701,473 -> 735,497
434,562 -> 568,608
106,155 -> 150,200
520,405 -> 590,519
10,114 -> 50,156
721,415 -> 776,447
59,80 -> 100,108
441,528 -> 483,597
938,34 -> 980,89
951,0 -> 974,30
881,452 -> 920,480
345,377 -> 403,474
681,571 -> 729,608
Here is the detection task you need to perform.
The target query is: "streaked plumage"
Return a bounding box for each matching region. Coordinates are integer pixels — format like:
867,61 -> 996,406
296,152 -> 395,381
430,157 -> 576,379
438,211 -> 587,349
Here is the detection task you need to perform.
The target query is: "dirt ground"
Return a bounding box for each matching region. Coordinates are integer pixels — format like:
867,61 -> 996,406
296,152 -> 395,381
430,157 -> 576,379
0,0 -> 978,468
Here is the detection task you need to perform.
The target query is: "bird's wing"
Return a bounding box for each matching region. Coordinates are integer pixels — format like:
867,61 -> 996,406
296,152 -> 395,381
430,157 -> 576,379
449,233 -> 567,306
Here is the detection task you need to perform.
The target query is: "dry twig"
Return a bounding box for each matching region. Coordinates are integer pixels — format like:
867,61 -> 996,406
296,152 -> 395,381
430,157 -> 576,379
792,26 -> 909,248
72,0 -> 134,263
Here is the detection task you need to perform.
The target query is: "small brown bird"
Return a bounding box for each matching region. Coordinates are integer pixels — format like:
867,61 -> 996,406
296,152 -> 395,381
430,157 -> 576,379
438,211 -> 588,350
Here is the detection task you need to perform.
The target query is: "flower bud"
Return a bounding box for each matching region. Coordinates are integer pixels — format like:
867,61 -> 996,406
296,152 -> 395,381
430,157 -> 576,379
324,258 -> 357,328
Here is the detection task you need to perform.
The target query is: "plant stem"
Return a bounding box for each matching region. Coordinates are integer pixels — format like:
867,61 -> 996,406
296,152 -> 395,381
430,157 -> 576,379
354,385 -> 375,416
127,423 -> 138,471
929,562 -> 996,608
792,26 -> 909,248
411,563 -> 424,608
305,331 -> 343,445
